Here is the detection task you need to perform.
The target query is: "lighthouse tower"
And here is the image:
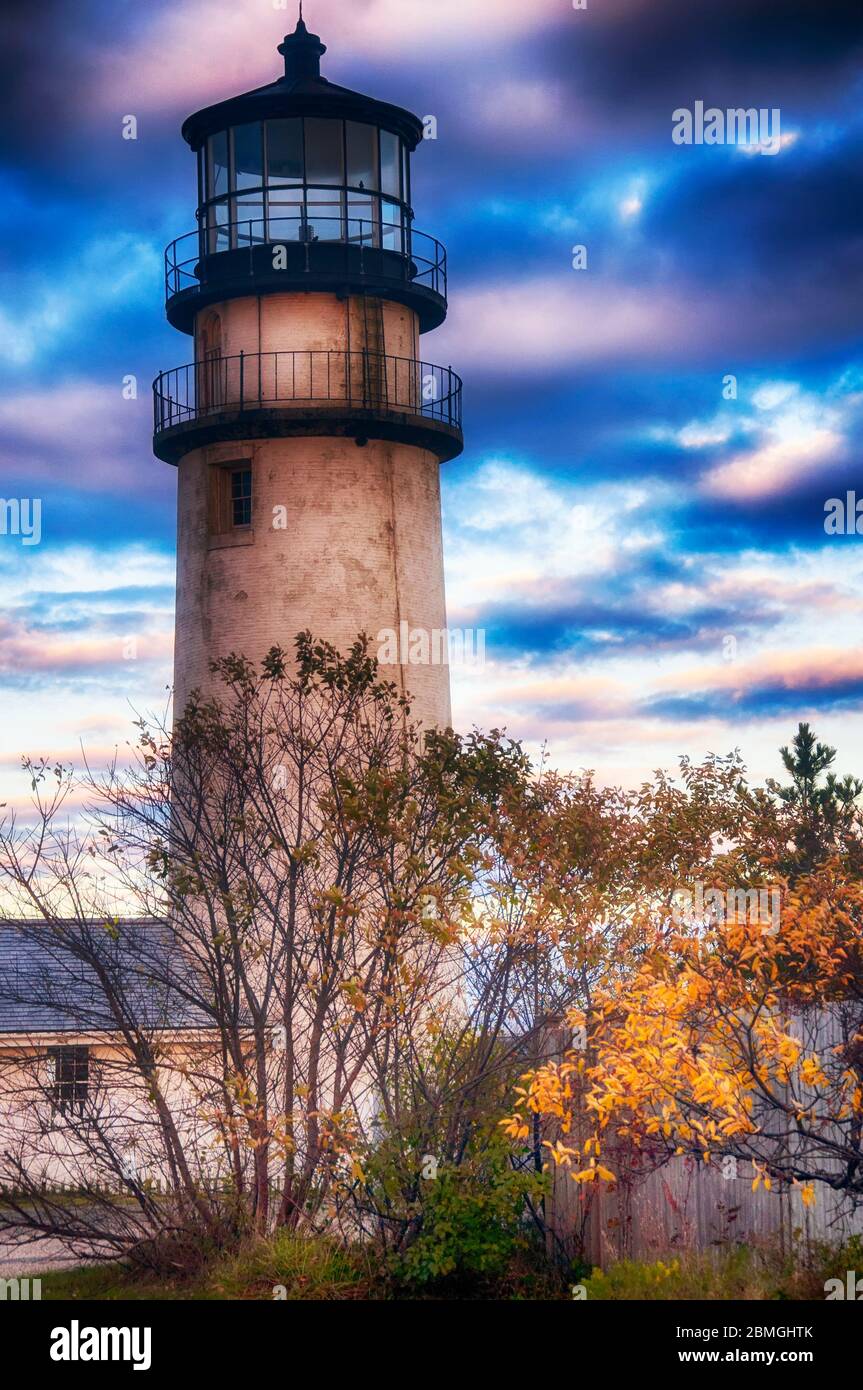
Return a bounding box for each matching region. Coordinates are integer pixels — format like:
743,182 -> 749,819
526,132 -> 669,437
153,17 -> 462,728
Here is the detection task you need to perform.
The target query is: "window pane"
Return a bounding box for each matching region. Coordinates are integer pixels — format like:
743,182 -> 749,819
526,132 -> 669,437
231,468 -> 252,527
347,193 -> 378,246
380,130 -> 400,199
267,118 -> 303,185
233,122 -> 264,191
50,1045 -> 89,1113
381,199 -> 403,253
207,198 -> 231,254
268,187 -> 304,240
304,117 -> 344,185
402,144 -> 410,207
208,131 -> 229,199
346,122 -> 378,190
233,193 -> 264,246
306,189 -> 344,240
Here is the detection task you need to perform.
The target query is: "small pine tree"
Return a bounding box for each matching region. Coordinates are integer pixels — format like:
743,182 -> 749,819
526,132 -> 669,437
767,721 -> 863,875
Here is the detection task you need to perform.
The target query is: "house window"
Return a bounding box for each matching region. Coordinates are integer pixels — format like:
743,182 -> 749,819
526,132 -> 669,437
48,1046 -> 89,1115
209,462 -> 253,536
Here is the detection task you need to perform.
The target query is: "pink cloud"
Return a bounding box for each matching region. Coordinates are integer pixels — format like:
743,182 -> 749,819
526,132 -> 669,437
657,647 -> 863,699
0,617 -> 173,676
462,670 -> 635,726
96,0 -> 568,116
436,277 -> 700,372
0,383 -> 153,492
706,573 -> 863,617
700,428 -> 845,500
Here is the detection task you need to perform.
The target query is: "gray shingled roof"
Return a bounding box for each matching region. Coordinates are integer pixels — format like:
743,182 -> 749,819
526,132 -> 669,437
0,922 -> 213,1034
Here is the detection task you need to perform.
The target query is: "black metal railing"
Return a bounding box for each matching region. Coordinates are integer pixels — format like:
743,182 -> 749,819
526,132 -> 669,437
165,216 -> 447,307
153,350 -> 462,436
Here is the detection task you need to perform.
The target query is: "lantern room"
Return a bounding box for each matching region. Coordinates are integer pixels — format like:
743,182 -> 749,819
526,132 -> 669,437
198,111 -> 411,254
164,18 -> 448,333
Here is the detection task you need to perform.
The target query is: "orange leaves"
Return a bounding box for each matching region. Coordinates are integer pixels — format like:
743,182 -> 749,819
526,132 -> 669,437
751,1163 -> 773,1194
542,1138 -> 579,1168
571,1158 -> 616,1185
799,1055 -> 829,1089
338,978 -> 368,1013
499,1116 -> 530,1143
503,862 -> 863,1200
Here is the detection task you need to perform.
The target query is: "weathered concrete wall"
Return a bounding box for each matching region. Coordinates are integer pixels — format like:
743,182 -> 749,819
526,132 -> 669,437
177,289 -> 449,728
194,292 -> 418,362
174,433 -> 451,728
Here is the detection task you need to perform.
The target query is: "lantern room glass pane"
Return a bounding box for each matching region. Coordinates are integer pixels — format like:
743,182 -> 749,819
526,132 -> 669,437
207,198 -> 231,254
306,188 -> 344,240
380,131 -> 400,199
233,193 -> 265,246
267,118 -> 303,185
347,193 -> 378,246
208,131 -> 229,200
402,144 -> 410,207
268,187 -> 305,239
304,118 -> 344,185
381,198 -> 403,253
346,121 -> 378,191
233,122 -> 264,191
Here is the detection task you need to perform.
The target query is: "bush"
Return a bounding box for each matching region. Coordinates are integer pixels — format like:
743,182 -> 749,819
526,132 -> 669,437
390,1147 -> 547,1294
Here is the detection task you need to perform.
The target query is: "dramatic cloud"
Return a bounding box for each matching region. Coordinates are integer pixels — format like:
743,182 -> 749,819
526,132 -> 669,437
1,0 -> 861,799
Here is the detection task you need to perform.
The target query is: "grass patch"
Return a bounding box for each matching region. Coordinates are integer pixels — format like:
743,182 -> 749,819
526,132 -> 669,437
582,1237 -> 863,1301
212,1230 -> 379,1300
33,1232 -> 863,1301
38,1232 -> 378,1302
41,1263 -> 226,1301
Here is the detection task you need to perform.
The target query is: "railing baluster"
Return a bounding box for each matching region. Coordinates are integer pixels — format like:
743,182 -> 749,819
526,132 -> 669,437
155,348 -> 462,444
166,222 -> 446,310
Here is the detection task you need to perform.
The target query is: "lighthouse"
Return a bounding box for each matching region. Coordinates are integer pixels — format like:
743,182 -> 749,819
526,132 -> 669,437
153,16 -> 463,729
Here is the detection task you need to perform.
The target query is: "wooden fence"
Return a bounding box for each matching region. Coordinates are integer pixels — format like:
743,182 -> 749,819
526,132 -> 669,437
543,1006 -> 863,1267
547,1149 -> 863,1267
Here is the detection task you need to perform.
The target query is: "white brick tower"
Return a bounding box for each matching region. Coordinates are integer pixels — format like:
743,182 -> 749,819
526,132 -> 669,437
153,17 -> 462,728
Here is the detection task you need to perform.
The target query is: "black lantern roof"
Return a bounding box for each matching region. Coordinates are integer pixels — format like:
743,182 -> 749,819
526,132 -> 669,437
181,18 -> 424,151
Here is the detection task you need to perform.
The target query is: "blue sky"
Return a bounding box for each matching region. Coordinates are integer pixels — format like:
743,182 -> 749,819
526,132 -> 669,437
1,0 -> 862,808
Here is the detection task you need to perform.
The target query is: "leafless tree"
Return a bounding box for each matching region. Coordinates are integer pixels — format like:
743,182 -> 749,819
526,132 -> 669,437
0,634 -> 533,1269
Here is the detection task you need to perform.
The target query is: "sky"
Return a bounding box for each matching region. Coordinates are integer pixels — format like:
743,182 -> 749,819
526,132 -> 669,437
1,0 -> 862,813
